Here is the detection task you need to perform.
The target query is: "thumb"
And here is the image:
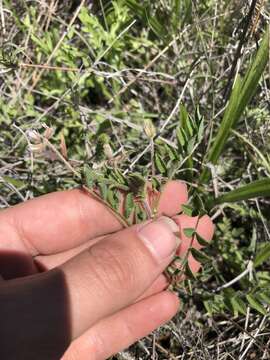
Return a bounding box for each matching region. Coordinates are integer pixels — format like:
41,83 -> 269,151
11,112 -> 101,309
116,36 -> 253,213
0,216 -> 179,360
61,216 -> 180,338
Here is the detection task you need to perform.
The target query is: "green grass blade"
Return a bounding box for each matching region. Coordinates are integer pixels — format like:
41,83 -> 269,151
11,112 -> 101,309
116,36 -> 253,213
214,178 -> 270,205
200,27 -> 269,184
202,75 -> 242,171
237,27 -> 270,119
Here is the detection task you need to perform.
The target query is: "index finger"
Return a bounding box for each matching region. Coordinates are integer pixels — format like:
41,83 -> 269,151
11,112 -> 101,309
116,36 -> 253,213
0,181 -> 188,256
0,188 -> 122,256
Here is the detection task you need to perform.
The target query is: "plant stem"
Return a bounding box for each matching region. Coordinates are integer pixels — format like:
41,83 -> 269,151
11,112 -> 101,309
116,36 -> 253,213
82,185 -> 129,228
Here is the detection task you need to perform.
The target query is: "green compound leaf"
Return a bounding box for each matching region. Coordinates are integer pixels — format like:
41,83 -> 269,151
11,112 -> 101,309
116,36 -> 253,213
185,262 -> 196,280
1,175 -> 26,188
106,188 -> 120,211
165,143 -> 179,161
183,228 -> 196,238
124,192 -> 135,219
254,243 -> 270,268
97,182 -> 108,200
154,153 -> 167,174
134,202 -> 147,223
127,173 -> 146,197
82,164 -> 96,188
203,300 -> 215,316
109,169 -> 128,186
246,294 -> 267,315
195,232 -> 209,247
258,292 -> 270,306
180,104 -> 193,137
190,248 -> 211,264
176,127 -> 186,147
181,204 -> 193,216
230,296 -> 247,316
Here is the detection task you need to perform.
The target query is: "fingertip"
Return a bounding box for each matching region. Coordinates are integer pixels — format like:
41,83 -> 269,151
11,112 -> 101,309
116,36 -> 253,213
139,291 -> 180,323
157,180 -> 188,216
188,254 -> 202,274
174,213 -> 214,242
196,214 -> 215,242
175,179 -> 188,193
158,291 -> 180,318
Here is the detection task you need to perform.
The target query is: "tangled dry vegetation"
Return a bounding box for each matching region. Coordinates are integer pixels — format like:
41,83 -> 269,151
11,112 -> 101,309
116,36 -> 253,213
0,1 -> 270,359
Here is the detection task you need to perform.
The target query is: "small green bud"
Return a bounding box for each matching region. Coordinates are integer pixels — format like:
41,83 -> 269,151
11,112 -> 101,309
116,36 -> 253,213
143,119 -> 156,138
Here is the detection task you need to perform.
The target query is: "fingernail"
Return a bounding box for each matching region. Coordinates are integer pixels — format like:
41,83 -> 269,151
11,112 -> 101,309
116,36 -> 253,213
138,216 -> 180,262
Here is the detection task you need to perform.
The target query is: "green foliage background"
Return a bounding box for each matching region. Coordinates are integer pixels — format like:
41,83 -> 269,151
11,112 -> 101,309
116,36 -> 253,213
0,0 -> 270,358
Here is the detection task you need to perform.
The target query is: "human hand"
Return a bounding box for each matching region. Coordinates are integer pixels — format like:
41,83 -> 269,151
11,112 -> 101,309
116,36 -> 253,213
0,181 -> 214,360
